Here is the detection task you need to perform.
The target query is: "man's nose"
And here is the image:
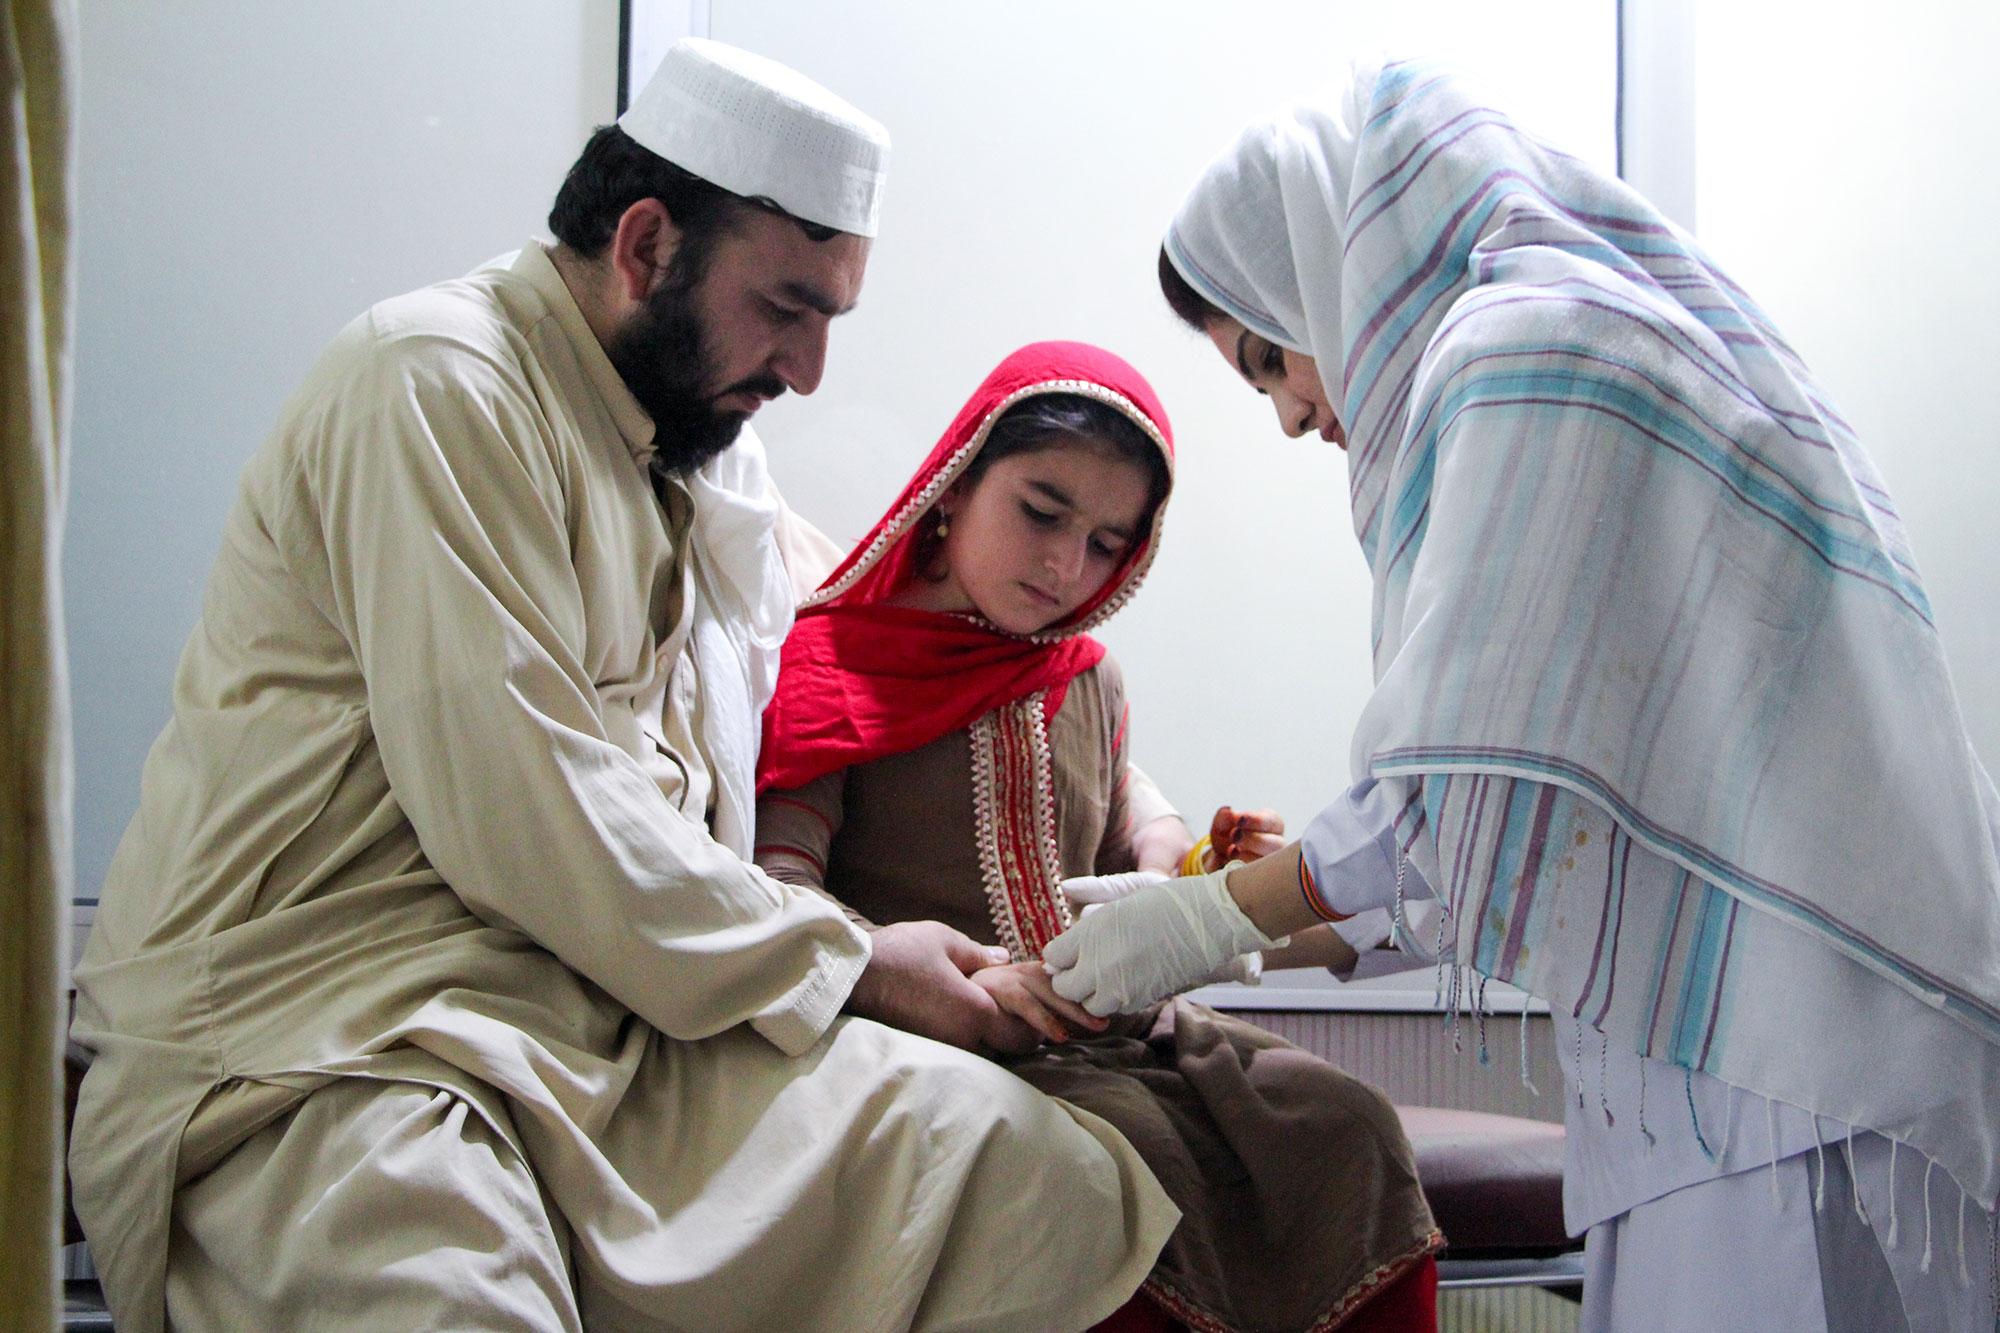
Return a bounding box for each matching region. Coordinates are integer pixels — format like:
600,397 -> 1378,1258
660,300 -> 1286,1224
776,321 -> 830,396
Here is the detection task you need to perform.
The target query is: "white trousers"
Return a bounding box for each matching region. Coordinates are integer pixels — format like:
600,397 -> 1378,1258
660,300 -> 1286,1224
1581,1130 -> 1998,1332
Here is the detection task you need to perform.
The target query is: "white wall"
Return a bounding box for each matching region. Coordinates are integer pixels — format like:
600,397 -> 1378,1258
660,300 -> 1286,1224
70,3 -> 1994,904
1692,2 -> 2000,769
709,0 -> 1617,839
66,1 -> 619,902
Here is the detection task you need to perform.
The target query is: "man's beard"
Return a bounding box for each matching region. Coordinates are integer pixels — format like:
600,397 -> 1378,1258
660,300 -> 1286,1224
604,264 -> 785,478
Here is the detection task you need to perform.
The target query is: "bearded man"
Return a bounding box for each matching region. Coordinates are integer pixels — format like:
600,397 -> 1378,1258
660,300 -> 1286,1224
69,40 -> 1175,1331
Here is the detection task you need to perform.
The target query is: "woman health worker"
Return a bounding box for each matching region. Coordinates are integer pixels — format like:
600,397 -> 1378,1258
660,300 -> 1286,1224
1044,55 -> 2000,1332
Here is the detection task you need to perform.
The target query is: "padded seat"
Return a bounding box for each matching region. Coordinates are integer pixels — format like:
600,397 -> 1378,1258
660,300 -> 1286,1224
1395,1104 -> 1575,1257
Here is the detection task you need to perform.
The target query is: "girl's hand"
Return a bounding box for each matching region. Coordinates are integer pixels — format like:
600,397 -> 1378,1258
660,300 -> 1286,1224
971,960 -> 1112,1047
1203,806 -> 1286,871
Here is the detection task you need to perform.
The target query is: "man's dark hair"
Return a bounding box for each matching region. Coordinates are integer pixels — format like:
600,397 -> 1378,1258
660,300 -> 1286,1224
548,124 -> 837,259
1157,245 -> 1225,333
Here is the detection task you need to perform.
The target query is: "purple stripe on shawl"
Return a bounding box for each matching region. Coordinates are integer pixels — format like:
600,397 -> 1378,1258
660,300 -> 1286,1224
1591,830 -> 1636,1029
1394,782 -> 1426,842
1384,498 -> 1428,576
1697,897 -> 1740,1068
1499,786 -> 1560,974
1416,393 -> 1931,623
1396,331 -> 1866,537
1349,105 -> 1497,221
1435,282 -> 1840,457
1373,742 -> 1997,1024
1347,170 -> 1856,489
1573,824 -> 1621,1019
1449,774 -> 1492,935
1644,870 -> 1694,1055
1347,175 -> 1506,400
1350,162 -> 1662,410
1468,778 -> 1522,964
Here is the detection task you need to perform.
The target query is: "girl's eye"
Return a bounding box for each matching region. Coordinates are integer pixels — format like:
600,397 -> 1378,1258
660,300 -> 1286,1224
1089,538 -> 1124,559
763,299 -> 802,326
1020,503 -> 1059,527
1260,342 -> 1285,375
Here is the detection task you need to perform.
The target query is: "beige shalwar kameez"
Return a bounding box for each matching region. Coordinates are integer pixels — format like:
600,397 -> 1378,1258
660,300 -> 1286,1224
69,243 -> 1176,1331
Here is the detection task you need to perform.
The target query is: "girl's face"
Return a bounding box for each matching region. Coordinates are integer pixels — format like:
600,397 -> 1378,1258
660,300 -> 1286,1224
930,442 -> 1155,635
1204,315 -> 1346,448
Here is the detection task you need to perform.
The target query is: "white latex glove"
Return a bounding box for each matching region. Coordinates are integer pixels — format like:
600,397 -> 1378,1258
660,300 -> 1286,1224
1060,869 -> 1170,911
1043,866 -> 1281,1016
1059,871 -> 1265,987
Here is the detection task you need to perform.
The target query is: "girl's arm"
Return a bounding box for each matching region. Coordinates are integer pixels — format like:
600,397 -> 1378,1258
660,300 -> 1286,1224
754,771 -> 879,932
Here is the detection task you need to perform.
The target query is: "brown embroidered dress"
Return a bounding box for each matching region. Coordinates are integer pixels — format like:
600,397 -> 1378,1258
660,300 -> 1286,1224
758,653 -> 1441,1333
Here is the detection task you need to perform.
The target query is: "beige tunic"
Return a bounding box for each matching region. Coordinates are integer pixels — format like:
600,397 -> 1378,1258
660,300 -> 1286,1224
70,243 -> 1175,1330
759,658 -> 1441,1332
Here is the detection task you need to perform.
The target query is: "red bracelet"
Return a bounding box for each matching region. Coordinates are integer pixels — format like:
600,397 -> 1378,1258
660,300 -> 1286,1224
1297,852 -> 1342,923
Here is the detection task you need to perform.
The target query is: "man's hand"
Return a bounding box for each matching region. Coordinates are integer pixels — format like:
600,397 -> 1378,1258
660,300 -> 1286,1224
970,961 -> 1111,1047
844,920 -> 1040,1053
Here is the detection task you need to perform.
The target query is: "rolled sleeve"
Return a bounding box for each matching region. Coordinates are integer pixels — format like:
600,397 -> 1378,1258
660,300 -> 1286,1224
1300,777 -> 1441,964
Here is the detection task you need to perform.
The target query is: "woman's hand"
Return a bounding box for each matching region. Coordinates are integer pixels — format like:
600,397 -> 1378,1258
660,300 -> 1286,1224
1044,869 -> 1282,1017
1203,806 -> 1286,871
971,960 -> 1111,1050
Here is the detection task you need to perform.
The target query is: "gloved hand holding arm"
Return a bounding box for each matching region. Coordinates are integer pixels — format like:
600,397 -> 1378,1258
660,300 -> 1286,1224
1062,870 -> 1266,987
1045,856 -> 1298,1016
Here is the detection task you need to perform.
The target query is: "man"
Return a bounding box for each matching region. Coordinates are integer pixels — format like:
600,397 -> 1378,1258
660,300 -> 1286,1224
70,39 -> 1176,1330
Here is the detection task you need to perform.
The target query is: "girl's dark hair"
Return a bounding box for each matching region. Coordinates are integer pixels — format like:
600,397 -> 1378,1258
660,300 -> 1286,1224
914,391 -> 1170,596
548,124 -> 836,260
1158,245 -> 1226,333
966,391 -> 1170,531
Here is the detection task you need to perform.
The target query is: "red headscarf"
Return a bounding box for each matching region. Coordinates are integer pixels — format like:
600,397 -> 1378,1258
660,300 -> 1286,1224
758,341 -> 1175,794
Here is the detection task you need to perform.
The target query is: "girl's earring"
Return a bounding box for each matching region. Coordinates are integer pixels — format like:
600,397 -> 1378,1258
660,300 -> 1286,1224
936,513 -> 951,539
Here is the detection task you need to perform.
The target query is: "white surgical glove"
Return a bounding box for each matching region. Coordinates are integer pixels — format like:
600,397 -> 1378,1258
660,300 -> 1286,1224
1060,869 -> 1170,910
1060,870 -> 1265,988
1043,866 -> 1281,1016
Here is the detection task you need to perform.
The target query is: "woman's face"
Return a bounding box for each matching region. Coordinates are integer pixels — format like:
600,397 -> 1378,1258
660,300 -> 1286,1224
932,442 -> 1154,635
1204,316 -> 1346,448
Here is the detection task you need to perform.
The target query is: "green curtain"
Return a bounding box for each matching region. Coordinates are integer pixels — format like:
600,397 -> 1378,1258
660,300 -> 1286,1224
1,0 -> 76,1327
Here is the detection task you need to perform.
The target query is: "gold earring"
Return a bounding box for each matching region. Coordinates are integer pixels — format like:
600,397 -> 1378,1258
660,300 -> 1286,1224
936,513 -> 951,539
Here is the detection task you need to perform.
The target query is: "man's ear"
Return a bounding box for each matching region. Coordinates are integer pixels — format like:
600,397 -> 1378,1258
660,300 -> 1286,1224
607,198 -> 681,306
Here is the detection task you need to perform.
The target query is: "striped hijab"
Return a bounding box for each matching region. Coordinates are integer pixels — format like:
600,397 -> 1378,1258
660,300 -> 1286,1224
1168,58 -> 2000,1202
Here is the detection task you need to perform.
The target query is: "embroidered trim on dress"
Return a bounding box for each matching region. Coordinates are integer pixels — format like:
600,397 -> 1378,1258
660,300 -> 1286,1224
1138,1227 -> 1446,1333
969,692 -> 1073,961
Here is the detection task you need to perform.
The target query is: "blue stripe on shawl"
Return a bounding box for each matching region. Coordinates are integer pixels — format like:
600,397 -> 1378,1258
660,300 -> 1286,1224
1385,361 -> 1931,621
1666,885 -> 1733,1067
1372,744 -> 2000,1041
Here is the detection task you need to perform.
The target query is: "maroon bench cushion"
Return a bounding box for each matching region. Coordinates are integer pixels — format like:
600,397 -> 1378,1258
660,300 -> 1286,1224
1395,1105 -> 1575,1255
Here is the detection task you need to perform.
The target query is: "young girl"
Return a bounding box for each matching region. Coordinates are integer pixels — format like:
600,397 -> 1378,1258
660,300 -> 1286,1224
756,342 -> 1439,1332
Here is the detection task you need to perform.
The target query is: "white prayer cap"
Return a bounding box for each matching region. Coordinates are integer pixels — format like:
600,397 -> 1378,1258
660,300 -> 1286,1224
618,38 -> 890,239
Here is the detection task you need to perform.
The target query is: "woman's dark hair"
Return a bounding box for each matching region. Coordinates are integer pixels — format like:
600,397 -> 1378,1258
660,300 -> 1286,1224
548,124 -> 836,261
967,391 -> 1171,527
1158,245 -> 1226,333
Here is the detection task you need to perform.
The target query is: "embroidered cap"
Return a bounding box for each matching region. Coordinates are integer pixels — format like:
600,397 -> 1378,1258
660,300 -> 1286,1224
618,38 -> 890,238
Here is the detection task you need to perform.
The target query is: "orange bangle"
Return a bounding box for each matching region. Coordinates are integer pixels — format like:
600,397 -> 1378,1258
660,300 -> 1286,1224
1179,836 -> 1212,878
1298,852 -> 1342,923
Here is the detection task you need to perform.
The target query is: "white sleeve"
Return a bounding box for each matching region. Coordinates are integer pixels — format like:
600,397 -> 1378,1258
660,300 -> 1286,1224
1299,776 -> 1445,961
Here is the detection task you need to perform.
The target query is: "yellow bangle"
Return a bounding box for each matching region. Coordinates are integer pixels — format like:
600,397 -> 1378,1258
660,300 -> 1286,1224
1179,836 -> 1212,878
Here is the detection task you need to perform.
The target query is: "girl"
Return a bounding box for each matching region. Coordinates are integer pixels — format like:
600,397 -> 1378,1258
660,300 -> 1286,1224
757,341 -> 1440,1332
